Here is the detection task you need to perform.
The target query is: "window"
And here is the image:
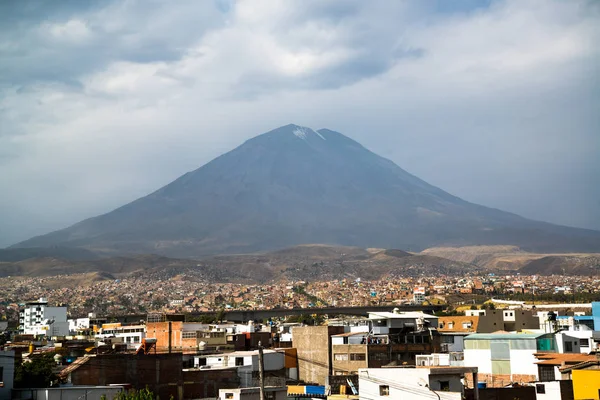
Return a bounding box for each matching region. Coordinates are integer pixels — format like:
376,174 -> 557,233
379,385 -> 390,396
235,357 -> 244,366
579,338 -> 589,347
462,322 -> 472,329
369,352 -> 389,361
224,393 -> 234,399
265,392 -> 275,400
565,341 -> 573,352
536,384 -> 545,394
442,336 -> 455,344
538,366 -> 555,382
350,353 -> 366,361
334,354 -> 348,361
439,381 -> 450,391
182,331 -> 197,339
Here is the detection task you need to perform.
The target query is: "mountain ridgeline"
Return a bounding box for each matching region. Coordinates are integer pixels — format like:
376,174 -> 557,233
12,124 -> 600,257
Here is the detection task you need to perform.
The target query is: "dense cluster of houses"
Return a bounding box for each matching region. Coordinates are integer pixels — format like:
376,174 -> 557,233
0,299 -> 599,400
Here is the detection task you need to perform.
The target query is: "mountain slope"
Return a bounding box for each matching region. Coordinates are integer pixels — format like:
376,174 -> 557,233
0,245 -> 481,282
12,124 -> 600,257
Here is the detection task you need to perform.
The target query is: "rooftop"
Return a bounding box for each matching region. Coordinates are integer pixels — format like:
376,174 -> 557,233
534,353 -> 597,366
465,332 -> 551,340
368,311 -> 438,320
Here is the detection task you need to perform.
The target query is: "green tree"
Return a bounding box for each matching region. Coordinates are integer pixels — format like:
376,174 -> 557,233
114,387 -> 157,400
14,353 -> 58,388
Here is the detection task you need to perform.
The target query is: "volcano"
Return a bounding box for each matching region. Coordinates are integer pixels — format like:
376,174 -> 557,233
12,124 -> 600,257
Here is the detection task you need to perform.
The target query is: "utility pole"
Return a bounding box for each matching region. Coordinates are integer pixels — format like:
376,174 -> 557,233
258,341 -> 265,400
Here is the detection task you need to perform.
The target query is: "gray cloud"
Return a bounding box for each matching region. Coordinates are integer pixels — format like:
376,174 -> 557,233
0,0 -> 599,248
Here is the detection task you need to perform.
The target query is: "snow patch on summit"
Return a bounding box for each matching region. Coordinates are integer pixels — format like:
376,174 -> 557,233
293,127 -> 308,140
292,126 -> 326,141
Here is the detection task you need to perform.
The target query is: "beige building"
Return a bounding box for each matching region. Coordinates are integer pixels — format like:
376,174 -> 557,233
291,325 -> 344,385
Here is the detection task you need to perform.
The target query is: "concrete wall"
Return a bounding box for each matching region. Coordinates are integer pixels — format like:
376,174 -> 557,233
69,353 -> 182,400
441,334 -> 465,353
0,350 -> 15,400
183,368 -> 240,399
510,349 -> 539,378
12,387 -> 123,400
292,326 -> 344,385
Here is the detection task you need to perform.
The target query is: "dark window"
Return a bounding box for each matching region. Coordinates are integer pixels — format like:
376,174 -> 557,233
536,384 -> 545,394
442,336 -> 455,344
350,353 -> 366,361
379,385 -> 390,396
579,338 -> 589,347
440,381 -> 450,391
265,392 -> 275,400
538,366 -> 554,382
235,357 -> 244,366
225,393 -> 234,399
565,341 -> 573,352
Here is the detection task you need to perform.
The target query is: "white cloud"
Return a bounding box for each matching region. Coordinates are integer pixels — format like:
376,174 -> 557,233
0,0 -> 598,247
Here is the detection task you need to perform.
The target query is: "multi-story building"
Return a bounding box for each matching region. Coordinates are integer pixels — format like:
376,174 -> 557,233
18,298 -> 68,337
195,349 -> 286,387
95,323 -> 146,349
463,308 -> 539,333
464,332 -> 557,387
413,287 -> 426,304
330,310 -> 441,375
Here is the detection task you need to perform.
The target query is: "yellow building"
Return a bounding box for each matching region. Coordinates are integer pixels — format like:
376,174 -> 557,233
572,370 -> 600,400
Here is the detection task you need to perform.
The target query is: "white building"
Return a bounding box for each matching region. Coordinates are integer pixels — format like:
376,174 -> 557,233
358,366 -> 479,400
196,349 -> 284,370
464,333 -> 557,386
413,287 -> 426,304
195,349 -> 285,387
68,317 -> 91,334
95,324 -> 145,349
368,310 -> 439,334
19,298 -> 69,337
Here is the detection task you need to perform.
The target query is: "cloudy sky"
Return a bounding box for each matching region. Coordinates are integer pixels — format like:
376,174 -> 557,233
1,0 -> 599,248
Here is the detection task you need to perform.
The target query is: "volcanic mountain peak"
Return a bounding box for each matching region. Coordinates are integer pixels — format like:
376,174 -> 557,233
11,124 -> 600,257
